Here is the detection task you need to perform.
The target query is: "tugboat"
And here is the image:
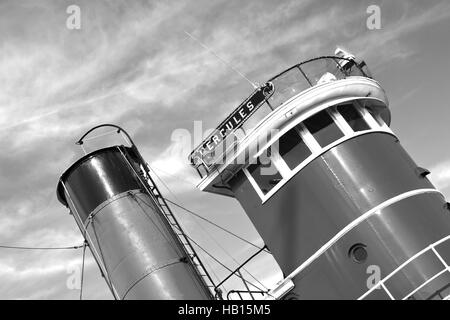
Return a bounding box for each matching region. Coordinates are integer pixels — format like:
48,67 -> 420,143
188,48 -> 450,300
57,49 -> 450,300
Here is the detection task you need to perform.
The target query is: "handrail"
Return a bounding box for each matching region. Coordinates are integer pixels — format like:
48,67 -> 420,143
214,245 -> 268,294
266,56 -> 368,83
227,290 -> 267,300
189,55 -> 371,177
358,234 -> 450,300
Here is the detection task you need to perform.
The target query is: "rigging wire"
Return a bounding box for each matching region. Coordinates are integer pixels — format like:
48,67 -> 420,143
79,241 -> 87,300
136,194 -> 265,293
148,165 -> 183,204
208,236 -> 268,291
0,244 -> 84,250
143,169 -> 231,293
151,165 -> 198,188
149,166 -> 268,290
184,31 -> 258,89
89,219 -> 118,300
149,166 -> 267,252
178,226 -> 265,293
164,198 -> 270,254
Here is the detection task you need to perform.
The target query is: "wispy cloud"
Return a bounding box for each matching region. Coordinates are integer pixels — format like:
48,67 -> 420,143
0,0 -> 449,299
430,160 -> 450,192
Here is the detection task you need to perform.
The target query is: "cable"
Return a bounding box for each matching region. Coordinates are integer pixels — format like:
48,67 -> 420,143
192,222 -> 268,291
0,244 -> 84,250
138,165 -> 269,295
148,167 -> 268,291
150,166 -> 238,290
184,31 -> 258,89
151,166 -> 197,188
148,165 -> 183,203
180,229 -> 265,292
164,198 -> 270,254
135,194 -> 264,293
90,219 -> 118,300
80,241 -> 87,300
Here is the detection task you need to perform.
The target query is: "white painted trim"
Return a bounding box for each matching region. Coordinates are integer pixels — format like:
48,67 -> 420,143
271,145 -> 291,178
259,129 -> 394,204
359,103 -> 380,129
197,78 -> 388,191
264,279 -> 295,300
252,102 -> 388,161
243,166 -> 270,199
381,283 -> 395,300
402,268 -> 450,300
432,247 -> 449,269
268,188 -> 443,298
358,101 -> 391,132
298,123 -> 322,153
359,232 -> 450,300
243,101 -> 394,203
243,145 -> 288,198
330,107 -> 354,136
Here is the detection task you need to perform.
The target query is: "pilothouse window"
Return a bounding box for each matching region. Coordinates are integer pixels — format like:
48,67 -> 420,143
278,126 -> 311,170
247,154 -> 282,195
337,104 -> 370,132
367,108 -> 385,127
303,110 -> 344,147
243,104 -> 392,203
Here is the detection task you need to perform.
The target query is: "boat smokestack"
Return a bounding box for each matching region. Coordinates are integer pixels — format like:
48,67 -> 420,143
57,125 -> 214,300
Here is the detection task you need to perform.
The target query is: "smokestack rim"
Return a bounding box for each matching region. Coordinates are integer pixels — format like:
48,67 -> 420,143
56,145 -> 131,208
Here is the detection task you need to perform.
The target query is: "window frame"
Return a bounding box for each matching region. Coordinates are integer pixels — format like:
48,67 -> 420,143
243,103 -> 395,203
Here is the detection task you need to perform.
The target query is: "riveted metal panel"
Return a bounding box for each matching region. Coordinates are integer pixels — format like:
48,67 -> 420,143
230,132 -> 450,299
84,190 -> 211,299
59,147 -> 212,300
231,133 -> 437,274
287,192 -> 450,299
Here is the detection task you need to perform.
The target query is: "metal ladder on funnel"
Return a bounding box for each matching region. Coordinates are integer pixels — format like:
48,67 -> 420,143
141,164 -> 218,297
76,124 -> 218,298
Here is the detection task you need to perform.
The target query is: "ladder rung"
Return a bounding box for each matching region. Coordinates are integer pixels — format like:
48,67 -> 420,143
154,200 -> 214,286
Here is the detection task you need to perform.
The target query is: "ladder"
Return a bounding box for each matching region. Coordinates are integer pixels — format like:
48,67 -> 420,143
141,164 -> 218,298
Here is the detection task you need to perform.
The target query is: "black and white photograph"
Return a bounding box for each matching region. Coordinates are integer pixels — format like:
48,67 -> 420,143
0,0 -> 450,305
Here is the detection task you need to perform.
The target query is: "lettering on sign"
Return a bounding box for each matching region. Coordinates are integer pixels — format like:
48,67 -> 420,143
190,82 -> 275,168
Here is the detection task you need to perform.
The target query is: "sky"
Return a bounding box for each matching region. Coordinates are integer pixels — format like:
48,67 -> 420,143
0,0 -> 450,299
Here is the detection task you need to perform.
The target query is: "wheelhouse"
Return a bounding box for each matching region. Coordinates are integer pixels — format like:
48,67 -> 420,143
189,54 -> 390,200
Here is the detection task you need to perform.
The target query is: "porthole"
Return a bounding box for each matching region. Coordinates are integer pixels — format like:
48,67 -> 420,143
348,243 -> 368,264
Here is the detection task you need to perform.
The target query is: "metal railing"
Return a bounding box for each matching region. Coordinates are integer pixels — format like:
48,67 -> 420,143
358,235 -> 450,300
227,290 -> 267,300
189,56 -> 371,178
